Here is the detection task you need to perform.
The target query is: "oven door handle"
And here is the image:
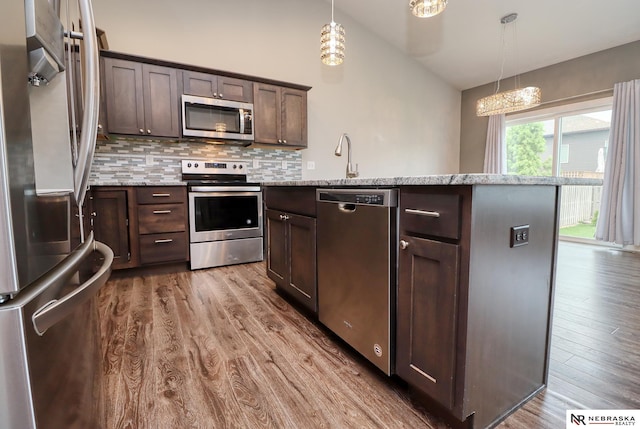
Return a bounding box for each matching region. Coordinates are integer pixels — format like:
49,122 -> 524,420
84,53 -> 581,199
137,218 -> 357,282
189,186 -> 261,193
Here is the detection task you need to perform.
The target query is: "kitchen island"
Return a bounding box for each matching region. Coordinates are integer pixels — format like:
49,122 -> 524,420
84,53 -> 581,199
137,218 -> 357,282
262,174 -> 599,429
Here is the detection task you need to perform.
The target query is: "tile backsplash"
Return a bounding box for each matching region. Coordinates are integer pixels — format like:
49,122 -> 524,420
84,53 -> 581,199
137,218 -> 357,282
90,138 -> 302,184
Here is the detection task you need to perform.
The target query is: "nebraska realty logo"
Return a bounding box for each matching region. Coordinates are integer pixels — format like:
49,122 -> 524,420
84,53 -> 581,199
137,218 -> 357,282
567,410 -> 639,427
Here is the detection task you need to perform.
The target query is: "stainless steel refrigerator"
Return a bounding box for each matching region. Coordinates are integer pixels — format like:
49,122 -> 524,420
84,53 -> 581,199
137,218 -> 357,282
0,0 -> 113,427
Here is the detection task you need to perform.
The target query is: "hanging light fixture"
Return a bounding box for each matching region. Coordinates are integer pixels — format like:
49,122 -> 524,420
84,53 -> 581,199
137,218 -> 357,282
409,0 -> 448,18
320,0 -> 345,66
476,13 -> 541,117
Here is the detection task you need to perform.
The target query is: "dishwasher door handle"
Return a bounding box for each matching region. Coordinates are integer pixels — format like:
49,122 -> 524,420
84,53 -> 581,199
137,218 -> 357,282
338,203 -> 357,213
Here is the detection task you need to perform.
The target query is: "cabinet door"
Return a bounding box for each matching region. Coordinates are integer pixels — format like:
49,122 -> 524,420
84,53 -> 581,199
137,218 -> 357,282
266,209 -> 287,285
396,234 -> 459,410
253,83 -> 281,145
103,58 -> 144,135
287,213 -> 317,312
281,88 -> 307,147
142,64 -> 180,137
92,190 -> 131,269
218,76 -> 253,102
182,70 -> 218,98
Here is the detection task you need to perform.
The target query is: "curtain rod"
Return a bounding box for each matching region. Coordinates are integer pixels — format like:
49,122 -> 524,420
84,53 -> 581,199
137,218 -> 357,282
537,88 -> 613,107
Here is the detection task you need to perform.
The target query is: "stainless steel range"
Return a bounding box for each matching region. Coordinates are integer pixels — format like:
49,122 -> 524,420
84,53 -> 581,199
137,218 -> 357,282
182,160 -> 263,269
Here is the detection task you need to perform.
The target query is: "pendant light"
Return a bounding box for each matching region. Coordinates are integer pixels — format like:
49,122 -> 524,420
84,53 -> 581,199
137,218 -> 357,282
476,13 -> 541,117
409,0 -> 448,18
320,0 -> 345,66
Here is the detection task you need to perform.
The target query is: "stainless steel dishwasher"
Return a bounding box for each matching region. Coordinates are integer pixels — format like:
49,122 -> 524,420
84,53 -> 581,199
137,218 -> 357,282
316,188 -> 398,375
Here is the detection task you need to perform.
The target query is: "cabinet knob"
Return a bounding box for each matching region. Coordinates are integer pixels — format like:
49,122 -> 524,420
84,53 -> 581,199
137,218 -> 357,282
213,92 -> 218,98
282,140 -> 287,144
139,128 -> 144,134
219,93 -> 223,98
399,240 -> 409,250
147,129 -> 151,134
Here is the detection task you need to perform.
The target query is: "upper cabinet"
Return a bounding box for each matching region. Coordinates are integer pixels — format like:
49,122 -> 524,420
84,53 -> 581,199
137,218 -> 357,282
253,83 -> 308,148
100,51 -> 310,148
182,70 -> 253,102
102,57 -> 180,138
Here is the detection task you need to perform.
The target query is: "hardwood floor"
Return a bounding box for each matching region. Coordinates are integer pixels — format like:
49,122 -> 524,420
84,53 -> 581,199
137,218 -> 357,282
97,242 -> 640,428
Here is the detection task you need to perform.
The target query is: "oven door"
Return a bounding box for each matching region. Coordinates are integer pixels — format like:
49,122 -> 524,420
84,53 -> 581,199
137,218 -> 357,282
188,187 -> 262,243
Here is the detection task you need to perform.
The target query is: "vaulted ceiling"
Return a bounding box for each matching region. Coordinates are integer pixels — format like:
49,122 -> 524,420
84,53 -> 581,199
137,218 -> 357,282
331,0 -> 640,90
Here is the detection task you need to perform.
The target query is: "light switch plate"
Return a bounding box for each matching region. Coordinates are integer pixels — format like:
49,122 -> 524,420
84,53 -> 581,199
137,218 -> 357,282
282,160 -> 288,169
253,159 -> 260,168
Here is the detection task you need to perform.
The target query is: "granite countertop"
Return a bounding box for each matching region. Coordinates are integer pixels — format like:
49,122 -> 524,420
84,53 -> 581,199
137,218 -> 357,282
261,174 -> 604,187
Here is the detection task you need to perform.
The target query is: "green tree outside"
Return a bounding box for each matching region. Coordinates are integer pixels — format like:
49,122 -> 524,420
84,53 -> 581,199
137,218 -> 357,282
506,122 -> 553,176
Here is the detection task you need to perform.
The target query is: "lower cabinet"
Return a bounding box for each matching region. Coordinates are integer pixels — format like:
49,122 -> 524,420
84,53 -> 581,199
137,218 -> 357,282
90,188 -> 133,270
90,185 -> 188,270
396,234 -> 459,410
136,187 -> 188,265
266,209 -> 317,313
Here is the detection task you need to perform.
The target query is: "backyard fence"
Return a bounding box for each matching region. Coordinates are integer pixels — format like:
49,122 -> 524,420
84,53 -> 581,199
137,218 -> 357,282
559,185 -> 602,228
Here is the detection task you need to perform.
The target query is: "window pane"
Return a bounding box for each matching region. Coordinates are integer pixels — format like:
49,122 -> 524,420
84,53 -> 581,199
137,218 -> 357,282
558,110 -> 611,178
557,109 -> 610,240
506,120 -> 554,176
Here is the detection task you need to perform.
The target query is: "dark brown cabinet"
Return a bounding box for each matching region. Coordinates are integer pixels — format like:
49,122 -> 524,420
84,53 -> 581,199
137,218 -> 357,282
396,185 -> 560,429
102,57 -> 180,138
136,187 -> 188,265
264,187 -> 317,313
266,210 -> 317,313
253,83 -> 307,148
182,70 -> 253,102
396,234 -> 459,410
90,188 -> 133,270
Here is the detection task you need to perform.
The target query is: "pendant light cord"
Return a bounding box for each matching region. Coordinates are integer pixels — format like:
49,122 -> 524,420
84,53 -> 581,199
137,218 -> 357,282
331,0 -> 335,23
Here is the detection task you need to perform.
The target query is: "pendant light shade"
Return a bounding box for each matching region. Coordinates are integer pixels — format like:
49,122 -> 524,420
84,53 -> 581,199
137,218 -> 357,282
476,13 -> 541,117
321,0 -> 345,66
409,0 -> 448,18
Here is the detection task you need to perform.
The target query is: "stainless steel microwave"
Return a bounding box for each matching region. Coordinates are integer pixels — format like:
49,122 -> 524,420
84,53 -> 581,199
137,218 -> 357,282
181,94 -> 254,142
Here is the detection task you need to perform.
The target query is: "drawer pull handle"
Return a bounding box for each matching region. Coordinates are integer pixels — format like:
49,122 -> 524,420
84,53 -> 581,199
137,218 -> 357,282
405,208 -> 440,218
152,193 -> 171,198
154,239 -> 173,244
153,210 -> 172,214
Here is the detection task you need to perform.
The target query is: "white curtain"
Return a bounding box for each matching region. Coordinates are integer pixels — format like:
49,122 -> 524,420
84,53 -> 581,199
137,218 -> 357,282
483,114 -> 506,174
595,79 -> 640,245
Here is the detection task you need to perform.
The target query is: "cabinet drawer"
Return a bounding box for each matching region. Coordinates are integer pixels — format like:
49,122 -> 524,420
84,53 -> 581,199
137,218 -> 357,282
136,186 -> 186,204
401,192 -> 460,240
138,203 -> 186,234
139,232 -> 188,264
264,187 -> 316,217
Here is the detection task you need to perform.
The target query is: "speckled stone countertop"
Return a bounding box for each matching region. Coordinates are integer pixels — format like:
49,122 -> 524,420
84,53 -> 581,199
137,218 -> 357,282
89,181 -> 186,187
261,174 -> 603,187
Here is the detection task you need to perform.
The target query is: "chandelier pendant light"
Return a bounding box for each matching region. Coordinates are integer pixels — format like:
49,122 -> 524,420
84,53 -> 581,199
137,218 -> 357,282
409,0 -> 448,18
476,13 -> 541,117
320,0 -> 345,66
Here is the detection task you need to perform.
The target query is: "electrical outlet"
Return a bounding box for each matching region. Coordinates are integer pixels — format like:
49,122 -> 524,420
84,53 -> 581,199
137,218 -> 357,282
307,161 -> 316,170
510,225 -> 530,247
253,159 -> 260,168
282,160 -> 288,169
145,155 -> 154,166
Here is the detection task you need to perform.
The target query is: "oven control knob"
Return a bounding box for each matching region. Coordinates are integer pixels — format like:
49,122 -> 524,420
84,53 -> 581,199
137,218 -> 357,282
233,164 -> 237,169
238,165 -> 243,169
194,163 -> 199,168
187,162 -> 192,168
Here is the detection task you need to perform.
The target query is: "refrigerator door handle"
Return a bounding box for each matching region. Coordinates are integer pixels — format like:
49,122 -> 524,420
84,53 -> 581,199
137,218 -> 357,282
31,236 -> 113,336
72,0 -> 100,208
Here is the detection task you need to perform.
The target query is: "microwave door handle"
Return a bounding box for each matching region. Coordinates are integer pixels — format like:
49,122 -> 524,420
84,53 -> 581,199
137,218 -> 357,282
72,0 -> 100,209
239,109 -> 245,135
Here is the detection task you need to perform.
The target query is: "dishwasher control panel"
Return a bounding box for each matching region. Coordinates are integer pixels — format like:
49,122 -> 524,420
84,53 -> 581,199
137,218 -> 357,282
316,189 -> 398,207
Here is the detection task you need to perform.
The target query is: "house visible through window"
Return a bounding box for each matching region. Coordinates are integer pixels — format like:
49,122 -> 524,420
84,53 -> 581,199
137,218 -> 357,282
505,98 -> 612,242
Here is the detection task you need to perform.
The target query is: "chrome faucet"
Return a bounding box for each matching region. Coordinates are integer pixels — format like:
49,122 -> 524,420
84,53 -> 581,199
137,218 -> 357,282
334,133 -> 359,178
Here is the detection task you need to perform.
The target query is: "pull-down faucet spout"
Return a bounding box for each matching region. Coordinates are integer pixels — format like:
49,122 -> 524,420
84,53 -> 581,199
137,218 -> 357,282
334,133 -> 359,178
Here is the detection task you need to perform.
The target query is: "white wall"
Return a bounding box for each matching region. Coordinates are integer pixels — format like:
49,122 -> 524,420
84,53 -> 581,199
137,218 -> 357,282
91,0 -> 461,179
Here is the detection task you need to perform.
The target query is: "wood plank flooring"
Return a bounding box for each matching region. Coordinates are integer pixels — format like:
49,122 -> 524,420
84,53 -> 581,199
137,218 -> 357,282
97,242 -> 640,428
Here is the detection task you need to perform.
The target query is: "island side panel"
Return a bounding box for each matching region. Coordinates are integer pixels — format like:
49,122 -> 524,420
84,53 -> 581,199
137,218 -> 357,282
463,185 -> 559,428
